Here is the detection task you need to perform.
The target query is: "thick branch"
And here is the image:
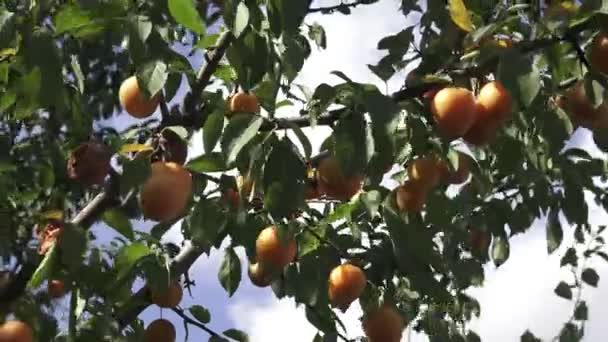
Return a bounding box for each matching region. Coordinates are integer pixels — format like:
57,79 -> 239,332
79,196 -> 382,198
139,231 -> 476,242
172,31 -> 234,128
117,242 -> 205,328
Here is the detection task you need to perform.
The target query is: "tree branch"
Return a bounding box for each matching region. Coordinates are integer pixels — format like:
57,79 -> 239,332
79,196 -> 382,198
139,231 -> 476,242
0,170 -> 121,305
308,0 -> 376,14
117,242 -> 205,328
165,31 -> 234,128
172,307 -> 225,338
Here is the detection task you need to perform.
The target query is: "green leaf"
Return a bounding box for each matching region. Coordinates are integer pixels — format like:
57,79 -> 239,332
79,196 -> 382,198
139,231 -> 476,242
130,15 -> 152,43
187,200 -> 227,251
137,60 -> 168,98
279,120 -> 312,159
267,0 -> 309,37
521,330 -> 541,342
187,152 -> 229,172
28,243 -> 58,289
574,301 -> 588,321
221,114 -> 263,165
583,74 -> 604,108
298,225 -> 325,258
263,139 -> 307,218
168,0 -> 205,34
70,55 -> 85,94
190,305 -> 211,324
561,247 -> 578,267
54,5 -> 105,38
59,224 -> 87,271
114,242 -> 151,285
223,329 -> 249,342
466,331 -> 481,342
281,34 -> 311,82
305,305 -> 336,334
226,31 -> 269,90
581,268 -> 599,287
497,50 -> 541,108
218,248 -> 241,297
554,281 -> 572,300
204,111 -> 225,153
333,112 -> 373,176
546,208 -> 563,254
308,23 -> 327,49
102,209 -> 134,240
120,157 -> 151,195
0,11 -> 16,47
234,2 -> 250,38
448,0 -> 474,32
491,236 -> 509,267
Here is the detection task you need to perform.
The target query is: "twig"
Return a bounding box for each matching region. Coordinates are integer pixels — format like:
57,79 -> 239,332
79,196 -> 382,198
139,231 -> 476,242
117,242 -> 206,328
308,0 -> 372,14
172,307 -> 224,338
303,226 -> 351,259
565,33 -> 591,70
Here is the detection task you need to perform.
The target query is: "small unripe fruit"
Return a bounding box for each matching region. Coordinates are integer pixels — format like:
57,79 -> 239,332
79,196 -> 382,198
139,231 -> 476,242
328,264 -> 366,311
395,181 -> 427,213
48,280 -> 66,298
67,142 -> 111,186
362,305 -> 405,342
316,157 -> 363,201
139,162 -> 192,222
255,226 -> 297,271
144,319 -> 176,342
431,87 -> 477,139
227,92 -> 259,115
150,281 -> 183,308
119,76 -> 160,119
248,263 -> 273,288
0,320 -> 34,342
407,156 -> 441,190
591,31 -> 608,75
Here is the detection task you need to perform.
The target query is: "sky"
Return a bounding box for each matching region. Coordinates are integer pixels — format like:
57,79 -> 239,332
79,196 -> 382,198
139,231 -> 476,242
91,0 -> 608,341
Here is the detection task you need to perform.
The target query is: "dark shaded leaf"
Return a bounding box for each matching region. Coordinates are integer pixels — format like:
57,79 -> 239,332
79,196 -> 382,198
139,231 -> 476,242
554,281 -> 572,300
581,268 -> 599,287
102,209 -> 134,240
190,305 -> 211,324
218,248 -> 241,296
